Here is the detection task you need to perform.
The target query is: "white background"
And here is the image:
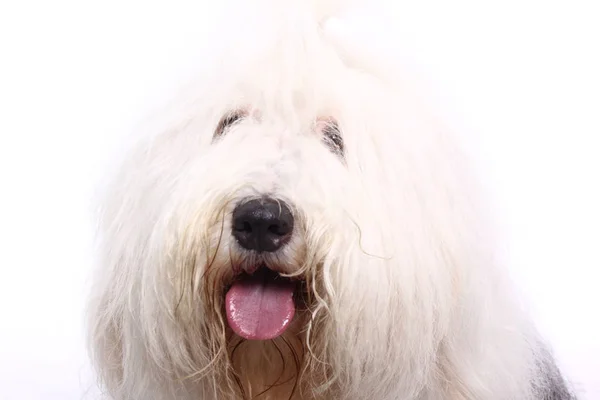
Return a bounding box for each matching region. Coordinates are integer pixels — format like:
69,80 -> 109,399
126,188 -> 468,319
0,0 -> 598,399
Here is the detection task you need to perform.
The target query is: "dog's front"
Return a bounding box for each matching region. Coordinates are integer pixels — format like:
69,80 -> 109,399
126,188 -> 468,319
88,1 -> 575,399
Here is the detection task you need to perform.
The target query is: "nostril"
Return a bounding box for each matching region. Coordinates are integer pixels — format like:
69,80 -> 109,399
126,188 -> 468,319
268,223 -> 288,236
233,220 -> 252,233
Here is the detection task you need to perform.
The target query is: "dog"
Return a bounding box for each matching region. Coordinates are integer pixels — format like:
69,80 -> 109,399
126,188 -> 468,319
87,1 -> 576,399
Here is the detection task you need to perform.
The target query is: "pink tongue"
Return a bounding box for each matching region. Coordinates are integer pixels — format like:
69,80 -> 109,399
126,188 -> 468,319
225,270 -> 296,340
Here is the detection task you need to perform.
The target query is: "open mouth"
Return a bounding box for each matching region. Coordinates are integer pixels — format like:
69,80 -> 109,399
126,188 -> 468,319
225,265 -> 301,341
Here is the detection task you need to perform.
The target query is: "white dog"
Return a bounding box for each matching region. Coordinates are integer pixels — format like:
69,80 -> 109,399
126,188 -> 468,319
87,1 -> 575,399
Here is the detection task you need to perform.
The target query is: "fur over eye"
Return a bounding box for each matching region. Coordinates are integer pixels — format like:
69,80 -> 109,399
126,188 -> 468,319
317,118 -> 344,158
214,110 -> 246,139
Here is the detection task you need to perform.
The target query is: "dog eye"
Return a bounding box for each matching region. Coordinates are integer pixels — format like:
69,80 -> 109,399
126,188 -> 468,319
214,111 -> 245,138
321,119 -> 344,157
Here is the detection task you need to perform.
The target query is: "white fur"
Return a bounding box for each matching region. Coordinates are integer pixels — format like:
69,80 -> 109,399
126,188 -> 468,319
87,1 -> 562,399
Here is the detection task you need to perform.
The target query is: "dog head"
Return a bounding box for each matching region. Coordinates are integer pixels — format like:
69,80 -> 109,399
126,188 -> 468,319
88,2 -> 501,399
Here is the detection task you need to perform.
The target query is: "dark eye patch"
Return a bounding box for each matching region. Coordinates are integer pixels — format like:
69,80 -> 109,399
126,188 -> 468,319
321,119 -> 344,158
214,110 -> 245,139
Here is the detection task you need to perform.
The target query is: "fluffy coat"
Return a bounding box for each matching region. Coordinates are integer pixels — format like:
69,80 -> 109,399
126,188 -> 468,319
87,1 -> 576,399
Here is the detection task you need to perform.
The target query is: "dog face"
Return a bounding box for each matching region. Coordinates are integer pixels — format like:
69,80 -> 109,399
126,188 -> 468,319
90,62 -> 447,398
87,4 -> 540,400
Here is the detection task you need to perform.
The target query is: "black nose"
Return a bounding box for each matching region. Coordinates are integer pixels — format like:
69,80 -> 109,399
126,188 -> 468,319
232,198 -> 294,252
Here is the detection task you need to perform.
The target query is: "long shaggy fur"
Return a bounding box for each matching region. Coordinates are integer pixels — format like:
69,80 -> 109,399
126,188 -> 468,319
87,1 -> 576,399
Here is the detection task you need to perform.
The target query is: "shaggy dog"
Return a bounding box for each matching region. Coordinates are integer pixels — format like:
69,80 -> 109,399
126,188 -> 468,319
87,1 -> 576,399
